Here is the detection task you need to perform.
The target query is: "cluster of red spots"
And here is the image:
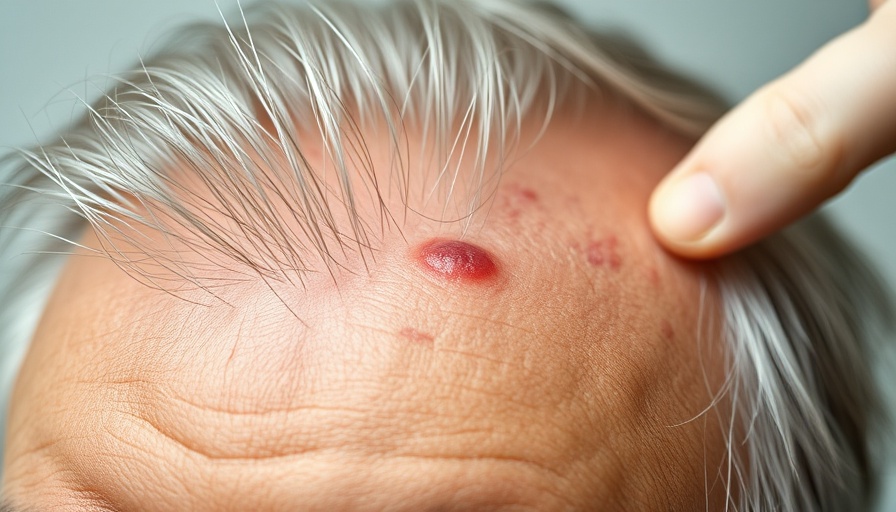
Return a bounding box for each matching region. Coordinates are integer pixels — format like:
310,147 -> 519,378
414,239 -> 499,283
585,236 -> 622,270
399,327 -> 435,345
501,184 -> 540,221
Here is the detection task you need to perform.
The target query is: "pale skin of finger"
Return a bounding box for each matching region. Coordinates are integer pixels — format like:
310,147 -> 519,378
649,1 -> 896,258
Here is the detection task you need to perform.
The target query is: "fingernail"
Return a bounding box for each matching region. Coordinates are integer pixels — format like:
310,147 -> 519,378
653,173 -> 726,242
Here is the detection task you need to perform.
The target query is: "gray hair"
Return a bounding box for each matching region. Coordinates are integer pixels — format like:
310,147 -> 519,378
0,1 -> 890,510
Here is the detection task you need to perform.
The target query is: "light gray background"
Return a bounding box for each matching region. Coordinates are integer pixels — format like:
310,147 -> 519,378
2,0 -> 895,507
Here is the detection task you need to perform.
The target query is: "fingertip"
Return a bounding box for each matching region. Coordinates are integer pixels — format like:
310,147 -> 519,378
651,0 -> 896,260
649,172 -> 728,257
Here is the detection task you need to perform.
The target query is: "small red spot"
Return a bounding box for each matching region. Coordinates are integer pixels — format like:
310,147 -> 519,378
516,187 -> 538,202
585,236 -> 621,270
399,327 -> 435,345
660,320 -> 674,341
503,183 -> 539,203
414,239 -> 499,282
647,267 -> 661,287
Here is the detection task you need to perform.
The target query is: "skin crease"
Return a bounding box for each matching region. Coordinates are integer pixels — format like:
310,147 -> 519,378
2,97 -> 732,511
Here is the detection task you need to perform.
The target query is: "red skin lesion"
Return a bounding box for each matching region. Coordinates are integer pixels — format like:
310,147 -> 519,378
413,239 -> 499,283
584,236 -> 622,270
514,187 -> 539,202
647,266 -> 661,288
502,183 -> 539,204
499,184 -> 540,222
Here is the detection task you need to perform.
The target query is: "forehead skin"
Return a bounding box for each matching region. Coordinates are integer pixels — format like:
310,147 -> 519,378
2,101 -> 730,511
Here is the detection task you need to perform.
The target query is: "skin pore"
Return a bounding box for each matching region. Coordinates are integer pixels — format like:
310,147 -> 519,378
1,98 -> 732,511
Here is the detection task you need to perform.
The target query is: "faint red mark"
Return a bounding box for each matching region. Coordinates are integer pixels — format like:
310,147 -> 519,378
660,320 -> 674,341
647,267 -> 661,287
399,327 -> 435,345
585,236 -> 621,270
503,183 -> 539,203
515,187 -> 539,202
500,184 -> 539,222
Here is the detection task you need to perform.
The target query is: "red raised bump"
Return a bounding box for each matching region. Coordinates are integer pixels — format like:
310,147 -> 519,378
414,239 -> 498,283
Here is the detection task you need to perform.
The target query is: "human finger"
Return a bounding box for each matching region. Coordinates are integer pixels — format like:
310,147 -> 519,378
649,2 -> 896,258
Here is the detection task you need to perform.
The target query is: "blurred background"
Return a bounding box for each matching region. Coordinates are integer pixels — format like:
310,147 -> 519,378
2,0 -> 894,507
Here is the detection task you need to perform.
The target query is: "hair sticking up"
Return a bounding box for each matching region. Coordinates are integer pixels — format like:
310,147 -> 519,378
1,0 -> 725,291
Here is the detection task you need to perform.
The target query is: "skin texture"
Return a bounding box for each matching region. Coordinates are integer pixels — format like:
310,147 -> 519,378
2,99 -> 731,511
650,0 -> 896,258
